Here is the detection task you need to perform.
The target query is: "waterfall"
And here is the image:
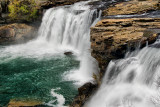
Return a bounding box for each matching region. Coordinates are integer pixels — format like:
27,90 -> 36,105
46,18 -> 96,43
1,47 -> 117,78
0,1 -> 101,106
37,1 -> 101,54
0,1 -> 101,84
86,41 -> 160,107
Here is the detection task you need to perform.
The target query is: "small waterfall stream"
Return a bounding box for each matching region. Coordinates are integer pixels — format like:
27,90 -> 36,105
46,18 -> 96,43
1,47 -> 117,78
86,40 -> 160,107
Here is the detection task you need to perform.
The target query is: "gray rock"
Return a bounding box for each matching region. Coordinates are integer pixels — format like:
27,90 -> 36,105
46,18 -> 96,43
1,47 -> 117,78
64,51 -> 73,56
0,23 -> 37,45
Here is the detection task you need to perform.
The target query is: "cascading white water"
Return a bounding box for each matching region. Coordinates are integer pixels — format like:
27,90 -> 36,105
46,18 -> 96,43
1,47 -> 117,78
0,1 -> 101,106
86,42 -> 160,107
35,1 -> 101,86
37,1 -> 100,54
0,1 -> 101,85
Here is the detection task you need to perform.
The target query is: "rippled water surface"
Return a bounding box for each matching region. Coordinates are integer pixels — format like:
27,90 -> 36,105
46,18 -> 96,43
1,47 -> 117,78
0,53 -> 79,106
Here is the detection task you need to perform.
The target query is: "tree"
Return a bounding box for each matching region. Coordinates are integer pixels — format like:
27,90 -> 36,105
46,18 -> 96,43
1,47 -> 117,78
8,0 -> 38,22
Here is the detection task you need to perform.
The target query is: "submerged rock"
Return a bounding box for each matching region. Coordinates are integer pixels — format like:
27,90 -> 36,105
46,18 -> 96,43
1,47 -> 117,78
64,51 -> 73,56
8,99 -> 43,107
0,23 -> 37,45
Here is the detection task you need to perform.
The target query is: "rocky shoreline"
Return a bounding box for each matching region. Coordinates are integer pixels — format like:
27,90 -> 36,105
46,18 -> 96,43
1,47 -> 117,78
1,0 -> 160,107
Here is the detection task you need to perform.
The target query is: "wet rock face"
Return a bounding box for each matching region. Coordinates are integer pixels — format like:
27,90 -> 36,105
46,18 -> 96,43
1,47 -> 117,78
91,18 -> 160,74
102,0 -> 160,16
70,82 -> 97,107
88,0 -> 127,10
0,3 -> 2,18
70,83 -> 97,107
64,51 -> 73,56
0,23 -> 37,45
37,0 -> 87,9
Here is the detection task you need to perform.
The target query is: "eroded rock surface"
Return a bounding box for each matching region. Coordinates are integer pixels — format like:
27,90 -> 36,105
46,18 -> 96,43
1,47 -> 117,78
70,82 -> 97,107
102,0 -> 160,16
0,23 -> 37,45
91,18 -> 160,74
8,99 -> 43,107
37,0 -> 87,9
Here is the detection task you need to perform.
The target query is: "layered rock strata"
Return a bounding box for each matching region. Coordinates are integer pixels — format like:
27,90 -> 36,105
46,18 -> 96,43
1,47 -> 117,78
91,18 -> 160,74
0,23 -> 36,45
70,82 -> 97,107
37,0 -> 87,9
71,1 -> 160,107
102,0 -> 160,16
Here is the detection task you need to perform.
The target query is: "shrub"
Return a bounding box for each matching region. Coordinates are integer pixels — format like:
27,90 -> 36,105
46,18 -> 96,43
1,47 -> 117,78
8,0 -> 38,22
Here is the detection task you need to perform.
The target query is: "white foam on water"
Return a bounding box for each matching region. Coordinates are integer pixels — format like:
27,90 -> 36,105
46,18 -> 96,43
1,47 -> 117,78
46,88 -> 67,107
0,0 -> 101,86
0,1 -> 102,106
85,46 -> 160,107
63,52 -> 100,86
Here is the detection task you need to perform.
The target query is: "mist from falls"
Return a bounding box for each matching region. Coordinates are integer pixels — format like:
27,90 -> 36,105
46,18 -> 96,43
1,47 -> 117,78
0,1 -> 101,85
37,2 -> 101,85
86,41 -> 160,107
0,1 -> 101,106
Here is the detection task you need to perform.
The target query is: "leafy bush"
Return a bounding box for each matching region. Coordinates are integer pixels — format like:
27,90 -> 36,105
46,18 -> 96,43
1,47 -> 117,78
8,0 -> 38,22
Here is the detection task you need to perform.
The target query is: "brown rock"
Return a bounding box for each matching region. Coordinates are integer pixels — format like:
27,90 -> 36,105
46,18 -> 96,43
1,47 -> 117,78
8,99 -> 43,107
0,23 -> 37,45
37,0 -> 87,9
91,18 -> 160,75
70,82 -> 97,107
103,0 -> 160,16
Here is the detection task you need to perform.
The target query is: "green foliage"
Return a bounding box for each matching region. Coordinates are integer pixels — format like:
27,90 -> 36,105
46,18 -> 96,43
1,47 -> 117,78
8,0 -> 38,22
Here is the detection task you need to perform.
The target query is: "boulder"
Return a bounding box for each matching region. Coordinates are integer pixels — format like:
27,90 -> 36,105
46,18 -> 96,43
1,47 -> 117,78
91,18 -> 160,74
102,0 -> 160,16
64,51 -> 73,56
0,23 -> 37,45
69,82 -> 97,107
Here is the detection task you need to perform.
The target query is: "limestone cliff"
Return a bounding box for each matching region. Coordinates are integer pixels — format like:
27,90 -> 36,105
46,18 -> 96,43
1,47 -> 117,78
102,0 -> 160,16
91,18 -> 160,75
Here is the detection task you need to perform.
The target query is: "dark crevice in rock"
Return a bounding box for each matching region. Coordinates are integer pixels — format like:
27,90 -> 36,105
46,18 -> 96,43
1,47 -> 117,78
69,82 -> 98,107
